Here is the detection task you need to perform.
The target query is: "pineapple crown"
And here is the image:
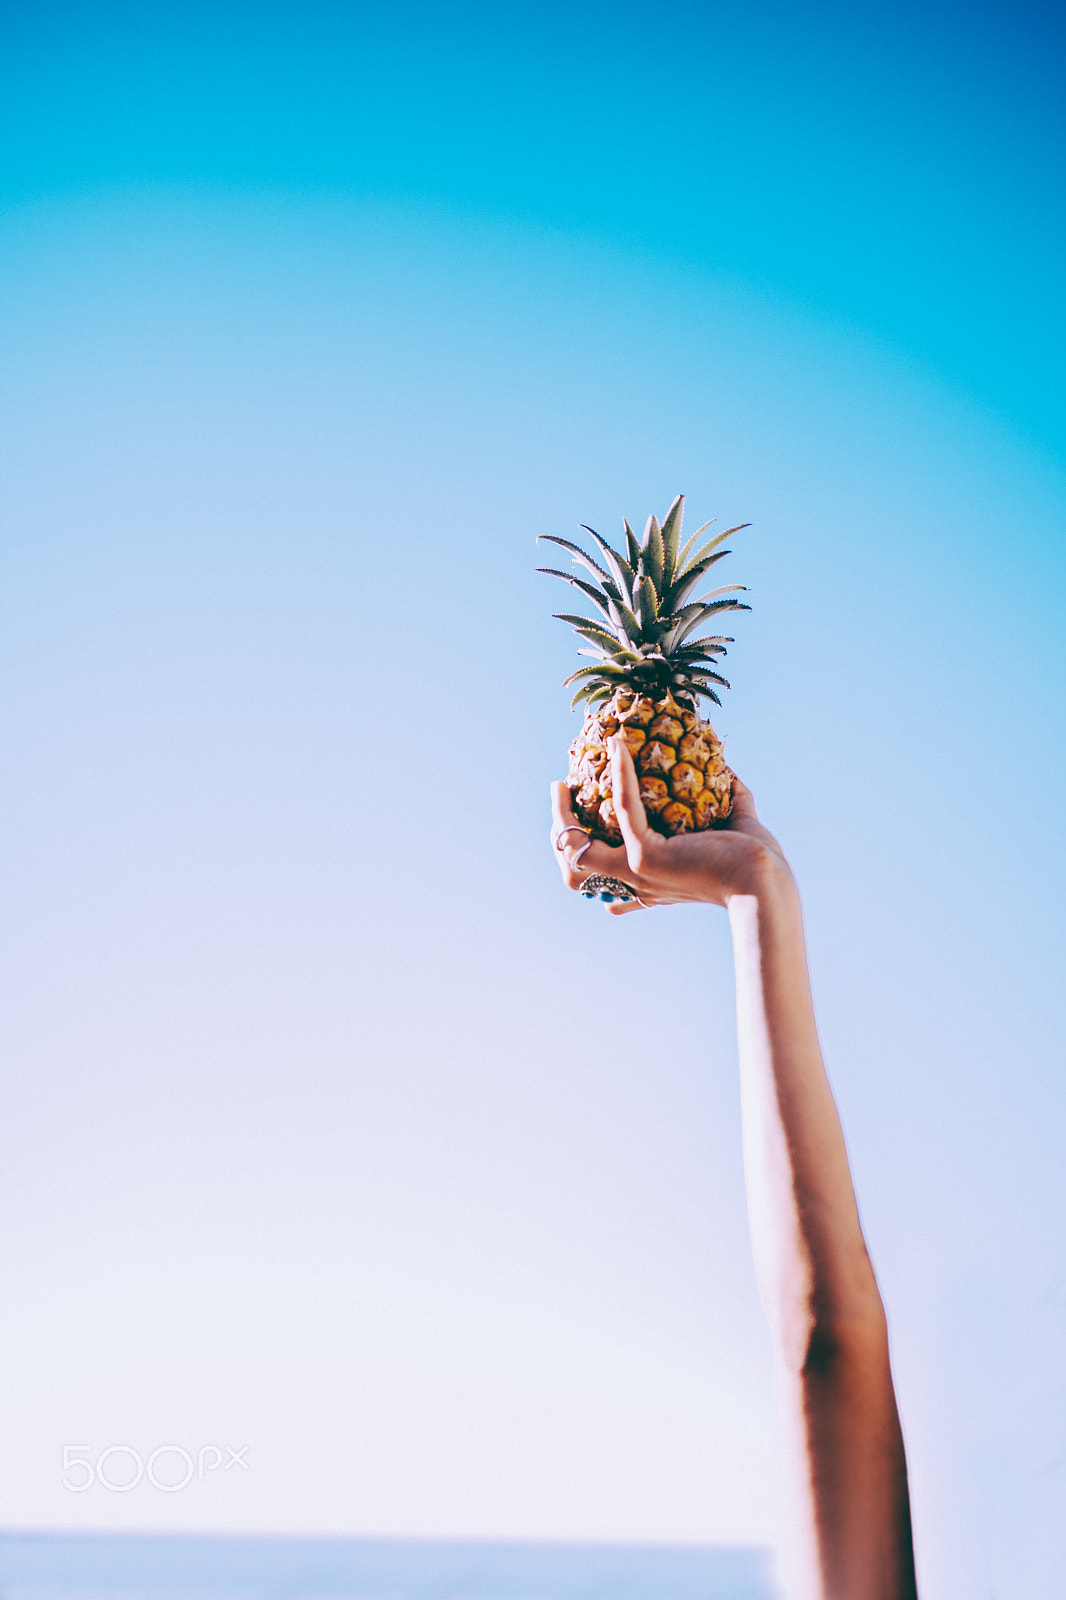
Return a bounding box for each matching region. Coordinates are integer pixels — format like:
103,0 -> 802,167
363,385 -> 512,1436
538,494 -> 750,711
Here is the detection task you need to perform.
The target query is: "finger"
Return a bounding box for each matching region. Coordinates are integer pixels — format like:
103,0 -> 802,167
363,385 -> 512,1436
563,839 -> 631,889
549,781 -> 629,889
550,780 -> 578,838
728,773 -> 759,821
549,784 -> 591,864
608,737 -> 652,867
607,898 -> 643,916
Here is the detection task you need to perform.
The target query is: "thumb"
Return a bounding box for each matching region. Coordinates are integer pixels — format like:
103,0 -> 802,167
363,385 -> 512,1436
728,773 -> 758,820
608,736 -> 651,865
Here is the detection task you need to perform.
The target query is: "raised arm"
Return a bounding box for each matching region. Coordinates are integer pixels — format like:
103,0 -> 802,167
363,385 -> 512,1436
728,853 -> 917,1600
550,740 -> 917,1600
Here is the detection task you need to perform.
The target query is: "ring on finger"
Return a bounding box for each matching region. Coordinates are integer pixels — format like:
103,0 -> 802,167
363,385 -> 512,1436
555,825 -> 593,875
568,839 -> 593,872
580,872 -> 637,904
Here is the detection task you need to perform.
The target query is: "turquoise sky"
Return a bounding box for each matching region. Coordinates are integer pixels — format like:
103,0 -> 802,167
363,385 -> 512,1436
2,6 -> 1064,1599
3,0 -> 1065,456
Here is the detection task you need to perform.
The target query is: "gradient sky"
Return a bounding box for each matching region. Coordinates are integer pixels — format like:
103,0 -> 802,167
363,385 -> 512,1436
1,5 -> 1064,1599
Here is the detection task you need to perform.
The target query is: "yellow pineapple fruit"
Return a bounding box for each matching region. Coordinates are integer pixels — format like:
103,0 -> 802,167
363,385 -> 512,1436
539,495 -> 749,842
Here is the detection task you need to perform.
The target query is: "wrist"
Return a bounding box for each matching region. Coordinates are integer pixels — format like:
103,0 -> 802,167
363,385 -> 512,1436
723,839 -> 797,908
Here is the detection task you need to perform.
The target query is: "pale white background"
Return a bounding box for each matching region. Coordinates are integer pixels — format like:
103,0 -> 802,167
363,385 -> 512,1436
2,193 -> 1064,1600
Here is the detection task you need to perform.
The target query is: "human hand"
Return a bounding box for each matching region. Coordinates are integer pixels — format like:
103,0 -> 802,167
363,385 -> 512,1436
550,737 -> 789,915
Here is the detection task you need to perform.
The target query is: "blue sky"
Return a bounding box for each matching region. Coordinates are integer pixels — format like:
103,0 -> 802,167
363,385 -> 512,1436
3,0 -> 1065,453
1,6 -> 1064,1599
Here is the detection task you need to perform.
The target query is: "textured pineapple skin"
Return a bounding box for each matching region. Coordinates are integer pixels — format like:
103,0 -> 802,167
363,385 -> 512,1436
567,687 -> 734,843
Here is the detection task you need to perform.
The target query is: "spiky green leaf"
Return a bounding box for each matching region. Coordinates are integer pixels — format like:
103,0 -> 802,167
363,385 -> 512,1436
674,523 -> 751,581
536,568 -> 614,622
536,540 -> 627,606
675,517 -> 715,572
605,593 -> 643,644
682,665 -> 731,688
581,526 -> 637,608
562,663 -> 629,688
673,641 -> 730,661
636,575 -> 660,633
595,646 -> 645,665
660,495 -> 684,589
682,599 -> 750,635
552,610 -> 610,628
623,519 -> 641,570
552,612 -> 619,644
659,601 -> 706,649
641,515 -> 664,592
661,550 -> 732,612
677,663 -> 726,687
537,535 -> 614,589
571,682 -> 611,709
675,646 -> 726,665
669,600 -> 747,649
698,597 -> 751,614
571,624 -> 628,652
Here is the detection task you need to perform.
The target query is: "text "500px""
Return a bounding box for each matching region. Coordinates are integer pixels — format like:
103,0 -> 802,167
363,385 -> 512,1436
62,1444 -> 249,1492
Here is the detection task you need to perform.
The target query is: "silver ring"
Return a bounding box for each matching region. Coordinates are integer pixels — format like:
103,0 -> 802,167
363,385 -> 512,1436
580,873 -> 637,904
556,825 -> 593,874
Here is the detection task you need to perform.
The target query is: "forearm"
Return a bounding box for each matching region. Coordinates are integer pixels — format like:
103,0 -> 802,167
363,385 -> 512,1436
728,857 -> 880,1353
728,852 -> 916,1600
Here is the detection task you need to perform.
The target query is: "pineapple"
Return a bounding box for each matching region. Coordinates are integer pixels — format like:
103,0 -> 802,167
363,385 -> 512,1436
539,495 -> 750,843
